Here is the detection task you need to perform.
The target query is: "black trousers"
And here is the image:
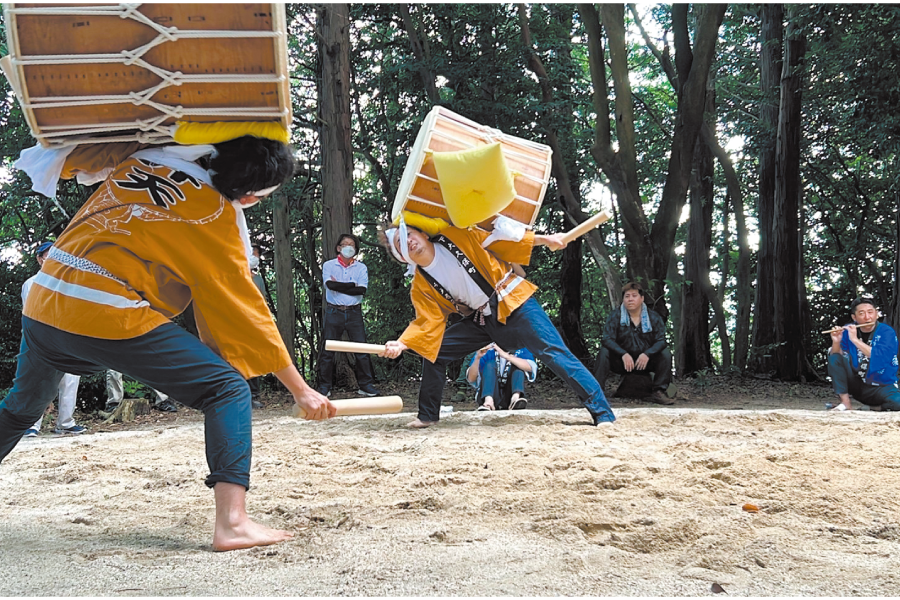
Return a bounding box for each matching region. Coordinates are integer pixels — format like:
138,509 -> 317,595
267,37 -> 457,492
317,304 -> 376,390
594,346 -> 673,393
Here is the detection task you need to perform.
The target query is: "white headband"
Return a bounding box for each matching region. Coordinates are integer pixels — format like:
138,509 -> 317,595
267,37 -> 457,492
385,216 -> 416,277
248,184 -> 279,197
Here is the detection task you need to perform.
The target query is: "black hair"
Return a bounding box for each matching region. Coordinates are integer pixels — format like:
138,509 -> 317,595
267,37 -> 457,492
209,136 -> 296,201
621,282 -> 644,298
850,296 -> 877,313
335,233 -> 360,253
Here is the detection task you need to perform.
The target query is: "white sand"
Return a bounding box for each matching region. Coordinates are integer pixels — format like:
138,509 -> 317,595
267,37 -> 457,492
2,406 -> 900,596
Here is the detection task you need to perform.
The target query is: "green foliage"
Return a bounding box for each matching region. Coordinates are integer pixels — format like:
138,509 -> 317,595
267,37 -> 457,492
3,4 -> 900,395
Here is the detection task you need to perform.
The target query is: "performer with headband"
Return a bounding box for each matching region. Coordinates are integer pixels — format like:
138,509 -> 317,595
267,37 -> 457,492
378,213 -> 616,428
0,134 -> 335,551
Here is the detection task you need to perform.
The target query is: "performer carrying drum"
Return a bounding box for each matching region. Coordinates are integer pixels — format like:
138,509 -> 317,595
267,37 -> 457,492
378,214 -> 616,429
0,136 -> 334,551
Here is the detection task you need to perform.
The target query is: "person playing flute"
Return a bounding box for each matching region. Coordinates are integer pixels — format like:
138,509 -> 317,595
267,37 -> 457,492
827,296 -> 900,411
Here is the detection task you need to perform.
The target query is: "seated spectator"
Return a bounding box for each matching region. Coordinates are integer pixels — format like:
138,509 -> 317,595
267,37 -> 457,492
594,282 -> 674,405
466,343 -> 537,411
827,296 -> 900,412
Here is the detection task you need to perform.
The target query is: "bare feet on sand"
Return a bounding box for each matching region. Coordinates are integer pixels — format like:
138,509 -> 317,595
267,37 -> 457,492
213,517 -> 294,551
407,418 -> 436,429
212,482 -> 294,551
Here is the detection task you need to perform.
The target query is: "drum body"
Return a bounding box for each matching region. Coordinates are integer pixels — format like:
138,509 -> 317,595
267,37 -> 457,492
1,3 -> 290,147
391,106 -> 552,230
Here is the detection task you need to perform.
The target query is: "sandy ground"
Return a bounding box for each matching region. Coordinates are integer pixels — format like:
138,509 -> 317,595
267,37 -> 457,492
3,381 -> 900,596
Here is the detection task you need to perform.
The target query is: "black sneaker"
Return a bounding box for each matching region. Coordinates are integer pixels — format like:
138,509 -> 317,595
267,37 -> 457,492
316,386 -> 331,397
154,399 -> 178,413
357,385 -> 381,397
251,399 -> 263,409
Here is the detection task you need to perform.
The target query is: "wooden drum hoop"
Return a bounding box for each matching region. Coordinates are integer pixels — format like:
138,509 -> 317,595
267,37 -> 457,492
1,3 -> 291,148
391,106 -> 553,230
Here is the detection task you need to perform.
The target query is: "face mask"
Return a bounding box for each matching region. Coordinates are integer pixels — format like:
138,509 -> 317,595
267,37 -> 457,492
340,246 -> 356,259
248,255 -> 260,270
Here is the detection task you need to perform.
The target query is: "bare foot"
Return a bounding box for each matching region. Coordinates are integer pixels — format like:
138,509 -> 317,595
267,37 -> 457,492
407,418 -> 436,429
213,517 -> 294,552
212,482 -> 294,551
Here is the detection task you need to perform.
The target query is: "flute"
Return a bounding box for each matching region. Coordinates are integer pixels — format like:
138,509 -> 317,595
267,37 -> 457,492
821,321 -> 876,334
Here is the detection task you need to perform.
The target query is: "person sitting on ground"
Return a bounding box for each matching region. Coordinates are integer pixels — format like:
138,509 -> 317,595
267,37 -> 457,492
827,296 -> 900,412
466,343 -> 537,411
0,135 -> 334,552
377,213 -> 615,428
594,282 -> 674,405
21,241 -> 86,437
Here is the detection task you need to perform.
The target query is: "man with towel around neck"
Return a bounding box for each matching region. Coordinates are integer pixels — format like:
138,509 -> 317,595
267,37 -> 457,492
594,282 -> 674,405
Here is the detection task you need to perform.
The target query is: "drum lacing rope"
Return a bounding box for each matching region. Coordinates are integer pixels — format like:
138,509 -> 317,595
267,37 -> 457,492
6,3 -> 287,147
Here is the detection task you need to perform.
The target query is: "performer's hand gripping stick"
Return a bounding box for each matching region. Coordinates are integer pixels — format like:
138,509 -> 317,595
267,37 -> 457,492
559,211 -> 611,245
293,396 -> 403,419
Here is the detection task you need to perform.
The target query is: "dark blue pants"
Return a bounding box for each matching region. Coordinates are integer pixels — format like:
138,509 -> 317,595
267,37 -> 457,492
0,317 -> 253,489
317,305 -> 376,390
418,298 -> 615,424
478,355 -> 526,410
827,352 -> 900,410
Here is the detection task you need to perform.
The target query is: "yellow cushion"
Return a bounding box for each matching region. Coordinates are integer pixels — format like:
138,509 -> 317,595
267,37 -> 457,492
173,121 -> 290,145
432,142 -> 516,228
393,211 -> 450,236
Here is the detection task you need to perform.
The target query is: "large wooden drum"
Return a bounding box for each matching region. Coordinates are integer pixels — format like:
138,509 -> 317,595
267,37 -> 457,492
1,3 -> 291,147
391,106 -> 553,230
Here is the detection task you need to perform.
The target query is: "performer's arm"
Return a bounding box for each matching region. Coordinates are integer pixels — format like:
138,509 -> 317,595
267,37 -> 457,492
533,233 -> 568,251
383,279 -> 451,362
272,364 -> 335,420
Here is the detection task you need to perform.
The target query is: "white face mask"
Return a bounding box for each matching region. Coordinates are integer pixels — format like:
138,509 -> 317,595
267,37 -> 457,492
340,246 -> 356,259
248,255 -> 260,270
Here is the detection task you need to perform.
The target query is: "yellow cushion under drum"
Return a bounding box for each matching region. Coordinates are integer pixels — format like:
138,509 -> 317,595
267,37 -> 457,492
431,142 -> 516,228
393,211 -> 450,236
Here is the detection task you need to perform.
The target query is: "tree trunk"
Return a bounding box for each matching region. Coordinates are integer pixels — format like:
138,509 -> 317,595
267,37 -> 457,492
891,192 -> 900,335
317,4 -> 353,255
273,192 -> 295,362
773,11 -> 808,380
317,5 -> 354,383
750,4 -> 783,374
559,234 -> 591,362
647,5 -> 726,318
700,123 -> 752,371
679,123 -> 714,376
399,5 -> 441,105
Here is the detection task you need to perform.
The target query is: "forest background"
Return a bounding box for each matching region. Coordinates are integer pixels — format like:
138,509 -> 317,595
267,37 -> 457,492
1,4 -> 898,409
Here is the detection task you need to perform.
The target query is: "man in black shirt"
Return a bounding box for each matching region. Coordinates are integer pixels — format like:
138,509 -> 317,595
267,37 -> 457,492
594,282 -> 674,404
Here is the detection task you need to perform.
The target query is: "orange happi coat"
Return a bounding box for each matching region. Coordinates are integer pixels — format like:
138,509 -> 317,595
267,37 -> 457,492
398,226 -> 538,363
24,148 -> 290,380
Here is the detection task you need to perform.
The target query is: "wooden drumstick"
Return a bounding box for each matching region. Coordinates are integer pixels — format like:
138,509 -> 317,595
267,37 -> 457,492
822,321 -> 876,334
325,340 -> 387,354
559,211 -> 611,245
293,396 -> 403,419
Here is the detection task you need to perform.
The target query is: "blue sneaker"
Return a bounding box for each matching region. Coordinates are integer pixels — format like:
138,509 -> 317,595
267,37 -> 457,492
357,385 -> 381,397
54,425 -> 86,435
23,429 -> 39,438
